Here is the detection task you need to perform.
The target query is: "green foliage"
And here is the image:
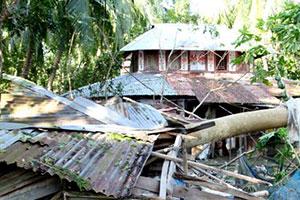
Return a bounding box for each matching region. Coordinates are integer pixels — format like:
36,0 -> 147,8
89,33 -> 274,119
274,171 -> 287,182
145,0 -> 198,24
0,0 -> 150,93
267,2 -> 300,56
107,132 -> 133,142
257,128 -> 288,149
256,128 -> 294,182
234,2 -> 300,101
162,0 -> 198,24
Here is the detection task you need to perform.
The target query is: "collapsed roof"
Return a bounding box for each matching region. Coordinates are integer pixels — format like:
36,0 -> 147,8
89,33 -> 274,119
0,129 -> 153,198
0,74 -> 168,198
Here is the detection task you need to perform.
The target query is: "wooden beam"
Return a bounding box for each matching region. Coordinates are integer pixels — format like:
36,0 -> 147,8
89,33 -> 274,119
159,135 -> 182,199
175,173 -> 262,200
151,151 -> 272,186
0,178 -> 61,200
173,186 -> 230,200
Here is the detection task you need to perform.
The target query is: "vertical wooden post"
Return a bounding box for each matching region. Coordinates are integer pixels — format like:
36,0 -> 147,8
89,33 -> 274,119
182,140 -> 189,175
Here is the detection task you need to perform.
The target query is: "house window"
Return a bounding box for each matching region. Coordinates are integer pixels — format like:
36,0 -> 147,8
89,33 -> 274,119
228,51 -> 236,72
159,50 -> 166,71
215,51 -> 228,71
189,51 -> 206,71
144,51 -> 159,71
166,51 -> 181,71
138,50 -> 144,71
180,51 -> 188,70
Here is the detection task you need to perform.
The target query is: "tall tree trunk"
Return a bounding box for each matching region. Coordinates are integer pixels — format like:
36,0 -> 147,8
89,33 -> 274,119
184,106 -> 288,148
21,33 -> 34,79
0,25 -> 3,81
47,47 -> 64,90
0,0 -> 7,80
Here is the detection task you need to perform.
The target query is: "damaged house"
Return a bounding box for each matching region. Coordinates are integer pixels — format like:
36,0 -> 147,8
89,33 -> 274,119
1,25 -> 300,200
1,74 -> 289,200
1,74 -> 275,200
67,23 -> 300,116
66,23 -> 300,156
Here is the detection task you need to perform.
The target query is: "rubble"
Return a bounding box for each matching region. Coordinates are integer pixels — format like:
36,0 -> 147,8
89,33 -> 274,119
0,74 -> 300,199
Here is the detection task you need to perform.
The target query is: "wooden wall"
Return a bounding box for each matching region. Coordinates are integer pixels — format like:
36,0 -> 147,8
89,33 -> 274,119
133,50 -> 249,73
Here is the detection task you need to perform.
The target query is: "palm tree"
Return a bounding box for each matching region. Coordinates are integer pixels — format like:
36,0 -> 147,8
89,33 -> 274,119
1,0 -> 150,92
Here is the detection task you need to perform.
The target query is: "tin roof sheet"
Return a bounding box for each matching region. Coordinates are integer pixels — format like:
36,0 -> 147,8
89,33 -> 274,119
0,94 -> 100,127
120,23 -> 248,51
108,102 -> 168,129
66,72 -> 281,105
0,129 -> 153,198
1,74 -> 168,131
64,73 -> 177,98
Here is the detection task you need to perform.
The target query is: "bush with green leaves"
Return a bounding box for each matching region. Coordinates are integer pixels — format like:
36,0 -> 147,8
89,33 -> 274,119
256,128 -> 294,182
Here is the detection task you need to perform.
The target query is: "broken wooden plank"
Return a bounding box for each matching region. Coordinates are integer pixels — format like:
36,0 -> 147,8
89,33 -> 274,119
0,177 -> 61,200
166,135 -> 182,195
175,173 -> 262,200
251,190 -> 269,198
151,151 -> 272,186
159,135 -> 182,199
173,186 -> 231,200
135,176 -> 159,194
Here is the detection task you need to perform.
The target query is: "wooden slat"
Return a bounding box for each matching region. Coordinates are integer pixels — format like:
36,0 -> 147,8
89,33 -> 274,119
173,186 -> 231,200
0,177 -> 61,200
159,135 -> 182,198
135,176 -> 159,193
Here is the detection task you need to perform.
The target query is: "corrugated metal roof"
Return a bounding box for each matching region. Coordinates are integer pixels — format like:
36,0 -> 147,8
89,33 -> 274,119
64,73 -> 177,98
108,102 -> 168,129
0,94 -> 100,127
120,23 -> 248,51
0,94 -> 167,132
0,129 -> 23,150
0,129 -> 153,198
167,73 -> 280,104
66,72 -> 281,105
1,74 -> 168,131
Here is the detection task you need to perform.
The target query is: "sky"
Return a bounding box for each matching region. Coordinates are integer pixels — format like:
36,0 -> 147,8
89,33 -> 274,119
189,0 -> 229,18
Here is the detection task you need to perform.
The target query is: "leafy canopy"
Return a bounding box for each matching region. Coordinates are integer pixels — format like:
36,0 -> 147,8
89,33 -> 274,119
235,2 -> 300,96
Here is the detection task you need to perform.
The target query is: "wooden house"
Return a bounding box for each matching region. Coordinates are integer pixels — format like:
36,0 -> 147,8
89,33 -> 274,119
65,24 -> 300,157
66,23 -> 292,116
120,24 -> 249,74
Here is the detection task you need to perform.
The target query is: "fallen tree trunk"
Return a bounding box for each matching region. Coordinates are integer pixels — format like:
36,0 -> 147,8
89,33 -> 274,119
184,106 -> 288,148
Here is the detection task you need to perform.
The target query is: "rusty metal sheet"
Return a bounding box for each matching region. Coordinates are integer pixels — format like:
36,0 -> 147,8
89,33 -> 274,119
0,130 -> 154,198
166,73 -> 280,104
